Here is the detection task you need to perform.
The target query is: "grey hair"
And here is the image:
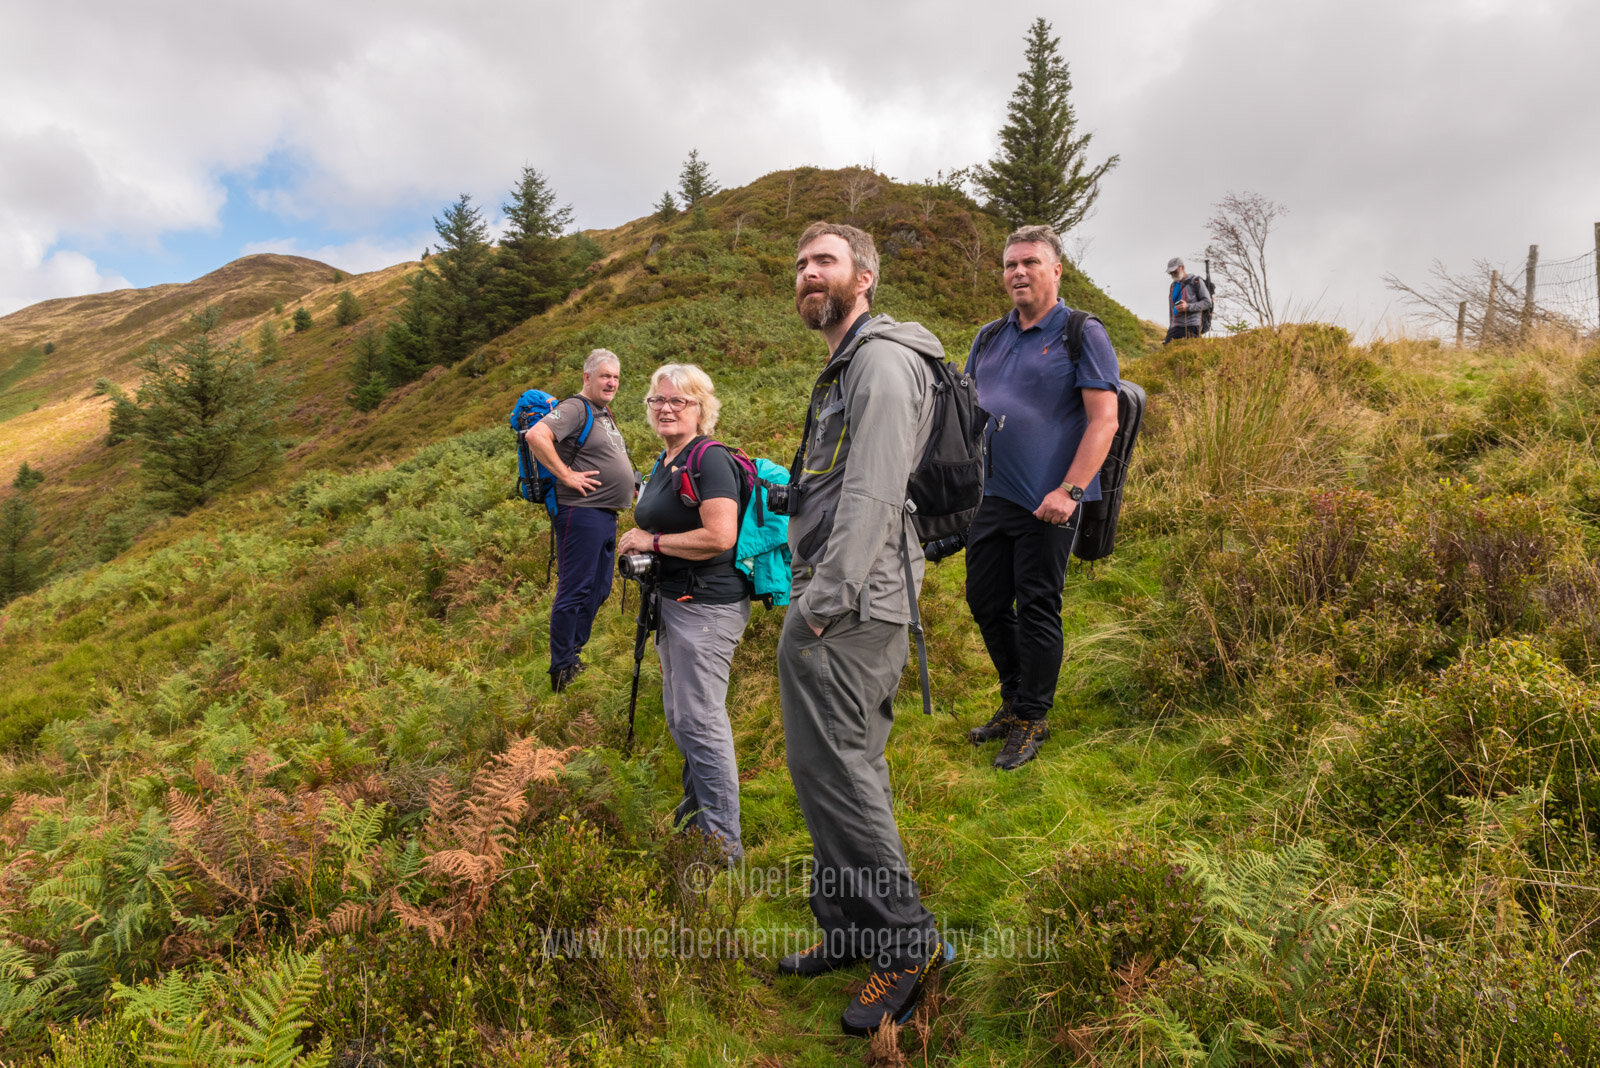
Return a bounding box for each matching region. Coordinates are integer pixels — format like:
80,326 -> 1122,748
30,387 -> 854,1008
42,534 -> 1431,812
584,348 -> 620,374
648,363 -> 720,435
1003,224 -> 1064,264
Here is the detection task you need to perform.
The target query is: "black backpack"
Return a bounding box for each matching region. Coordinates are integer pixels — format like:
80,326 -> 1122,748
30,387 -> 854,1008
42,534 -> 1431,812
793,338 -> 988,543
905,351 -> 989,541
1191,276 -> 1214,335
1058,311 -> 1145,561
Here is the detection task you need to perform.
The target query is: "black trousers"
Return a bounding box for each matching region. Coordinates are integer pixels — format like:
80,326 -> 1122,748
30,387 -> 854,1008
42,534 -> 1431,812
964,496 -> 1080,722
1163,324 -> 1201,344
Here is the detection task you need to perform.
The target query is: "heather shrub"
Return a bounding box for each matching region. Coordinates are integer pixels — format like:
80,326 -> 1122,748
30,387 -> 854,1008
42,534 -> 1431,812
978,841 -> 1205,1039
1332,640 -> 1600,847
1330,938 -> 1600,1066
1144,483 -> 1588,702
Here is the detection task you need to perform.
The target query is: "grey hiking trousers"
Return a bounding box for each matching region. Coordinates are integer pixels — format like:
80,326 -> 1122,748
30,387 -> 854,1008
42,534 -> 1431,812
657,595 -> 749,860
778,607 -> 936,968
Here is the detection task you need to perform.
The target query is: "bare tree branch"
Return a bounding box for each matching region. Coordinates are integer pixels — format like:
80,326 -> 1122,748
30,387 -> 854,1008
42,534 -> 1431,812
1204,191 -> 1288,327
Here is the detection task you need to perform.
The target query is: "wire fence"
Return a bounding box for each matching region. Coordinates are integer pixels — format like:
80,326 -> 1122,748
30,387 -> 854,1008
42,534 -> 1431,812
1530,246 -> 1600,336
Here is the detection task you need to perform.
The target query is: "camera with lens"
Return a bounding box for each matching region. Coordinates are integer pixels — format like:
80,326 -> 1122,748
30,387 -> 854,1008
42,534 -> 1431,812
921,530 -> 969,564
765,481 -> 802,516
617,552 -> 658,582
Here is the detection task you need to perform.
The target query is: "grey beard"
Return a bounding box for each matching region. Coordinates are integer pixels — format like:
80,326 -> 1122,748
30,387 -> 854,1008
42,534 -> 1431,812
798,289 -> 849,331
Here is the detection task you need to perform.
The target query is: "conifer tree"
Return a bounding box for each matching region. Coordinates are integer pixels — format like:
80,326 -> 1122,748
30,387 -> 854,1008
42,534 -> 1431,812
678,149 -> 719,207
125,309 -> 288,514
653,190 -> 677,223
488,167 -> 575,334
93,379 -> 142,445
335,289 -> 363,326
12,462 -> 44,492
973,18 -> 1118,235
428,193 -> 495,365
383,272 -> 437,385
1,464 -> 45,602
257,320 -> 282,364
292,307 -> 314,332
346,330 -> 389,411
0,493 -> 43,604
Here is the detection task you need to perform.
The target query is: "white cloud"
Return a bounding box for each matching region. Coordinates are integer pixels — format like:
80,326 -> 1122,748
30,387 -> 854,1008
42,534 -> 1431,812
1,0 -> 1597,336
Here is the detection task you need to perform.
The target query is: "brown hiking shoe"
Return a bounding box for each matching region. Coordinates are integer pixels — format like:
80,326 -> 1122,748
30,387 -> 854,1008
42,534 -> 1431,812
965,700 -> 1017,745
994,719 -> 1050,770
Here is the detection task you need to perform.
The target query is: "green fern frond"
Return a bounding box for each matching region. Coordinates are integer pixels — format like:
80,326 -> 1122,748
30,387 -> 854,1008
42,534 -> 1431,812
328,799 -> 387,892
220,951 -> 328,1068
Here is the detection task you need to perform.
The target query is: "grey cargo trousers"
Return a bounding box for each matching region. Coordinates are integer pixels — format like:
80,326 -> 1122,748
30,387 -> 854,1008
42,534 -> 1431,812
778,607 -> 936,968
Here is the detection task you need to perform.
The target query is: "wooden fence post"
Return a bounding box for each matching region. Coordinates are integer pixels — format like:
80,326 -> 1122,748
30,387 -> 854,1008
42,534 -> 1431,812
1484,270 -> 1500,345
1593,222 -> 1599,332
1521,244 -> 1539,342
1456,301 -> 1467,348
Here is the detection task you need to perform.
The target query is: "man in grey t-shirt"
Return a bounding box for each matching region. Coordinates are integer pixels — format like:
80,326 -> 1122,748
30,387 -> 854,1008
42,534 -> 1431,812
524,349 -> 634,690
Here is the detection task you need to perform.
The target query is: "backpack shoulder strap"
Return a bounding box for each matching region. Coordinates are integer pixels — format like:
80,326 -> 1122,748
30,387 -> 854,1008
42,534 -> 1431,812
1063,309 -> 1094,367
571,395 -> 596,446
965,317 -> 1009,378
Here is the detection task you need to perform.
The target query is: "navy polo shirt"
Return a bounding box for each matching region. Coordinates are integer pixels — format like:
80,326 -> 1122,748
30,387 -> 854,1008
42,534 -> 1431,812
964,300 -> 1120,511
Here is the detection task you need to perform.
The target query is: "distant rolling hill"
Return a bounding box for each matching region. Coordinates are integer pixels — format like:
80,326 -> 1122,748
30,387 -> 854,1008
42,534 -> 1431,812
0,168 -> 1151,572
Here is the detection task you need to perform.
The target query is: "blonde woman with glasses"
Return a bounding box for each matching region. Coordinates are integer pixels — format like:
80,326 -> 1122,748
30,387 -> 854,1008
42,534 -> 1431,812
616,363 -> 752,862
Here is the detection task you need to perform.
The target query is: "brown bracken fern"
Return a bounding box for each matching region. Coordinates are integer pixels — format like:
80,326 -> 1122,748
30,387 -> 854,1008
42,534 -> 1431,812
392,738 -> 578,944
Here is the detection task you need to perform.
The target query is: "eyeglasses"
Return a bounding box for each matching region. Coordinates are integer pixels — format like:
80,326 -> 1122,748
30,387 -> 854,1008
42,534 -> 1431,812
646,396 -> 697,411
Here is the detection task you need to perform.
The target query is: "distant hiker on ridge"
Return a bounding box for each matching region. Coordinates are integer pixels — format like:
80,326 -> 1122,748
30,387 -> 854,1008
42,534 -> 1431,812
1164,256 -> 1211,343
523,349 -> 634,691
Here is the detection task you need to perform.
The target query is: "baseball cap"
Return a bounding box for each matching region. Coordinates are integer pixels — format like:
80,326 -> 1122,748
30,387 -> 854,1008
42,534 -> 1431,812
1166,257 -> 1184,274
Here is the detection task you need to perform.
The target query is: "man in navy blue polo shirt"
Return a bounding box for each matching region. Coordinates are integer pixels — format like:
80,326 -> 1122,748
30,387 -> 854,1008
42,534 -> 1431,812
962,225 -> 1120,770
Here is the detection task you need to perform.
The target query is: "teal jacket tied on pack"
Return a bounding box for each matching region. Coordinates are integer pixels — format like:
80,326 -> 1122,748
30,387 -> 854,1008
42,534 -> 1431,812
736,457 -> 792,606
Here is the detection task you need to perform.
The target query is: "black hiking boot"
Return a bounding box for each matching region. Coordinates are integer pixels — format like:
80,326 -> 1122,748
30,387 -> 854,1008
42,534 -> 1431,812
550,662 -> 581,693
840,939 -> 955,1036
994,719 -> 1050,770
777,938 -> 862,978
965,700 -> 1017,745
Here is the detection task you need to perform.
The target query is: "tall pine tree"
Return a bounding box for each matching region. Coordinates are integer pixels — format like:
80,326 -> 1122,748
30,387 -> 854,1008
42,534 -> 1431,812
0,493 -> 43,604
678,149 -> 719,207
383,270 -> 437,385
428,193 -> 495,365
488,167 -> 576,334
126,309 -> 288,514
974,18 -> 1118,236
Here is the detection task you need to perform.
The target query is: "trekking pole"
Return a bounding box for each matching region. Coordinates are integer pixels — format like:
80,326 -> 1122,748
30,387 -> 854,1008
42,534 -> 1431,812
624,580 -> 659,754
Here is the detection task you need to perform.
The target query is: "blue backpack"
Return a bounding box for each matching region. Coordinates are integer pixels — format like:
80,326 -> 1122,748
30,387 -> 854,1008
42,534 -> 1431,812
671,438 -> 793,608
509,389 -> 594,517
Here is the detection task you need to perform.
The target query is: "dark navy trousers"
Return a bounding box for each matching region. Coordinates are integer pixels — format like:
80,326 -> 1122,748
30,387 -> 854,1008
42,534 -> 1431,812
549,506 -> 617,673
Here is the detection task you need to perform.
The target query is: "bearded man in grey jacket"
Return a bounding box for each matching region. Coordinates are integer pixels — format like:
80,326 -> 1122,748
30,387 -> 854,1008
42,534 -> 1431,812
775,221 -> 951,1037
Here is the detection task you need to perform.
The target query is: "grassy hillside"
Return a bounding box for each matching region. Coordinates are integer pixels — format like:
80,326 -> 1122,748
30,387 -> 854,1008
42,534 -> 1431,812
4,171 -> 1600,1065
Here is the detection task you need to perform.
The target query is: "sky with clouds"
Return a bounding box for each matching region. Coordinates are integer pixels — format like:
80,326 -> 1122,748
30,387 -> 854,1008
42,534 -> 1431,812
5,0 -> 1598,334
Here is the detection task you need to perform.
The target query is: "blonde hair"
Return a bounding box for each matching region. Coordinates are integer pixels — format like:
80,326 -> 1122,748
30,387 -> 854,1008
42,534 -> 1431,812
647,363 -> 720,435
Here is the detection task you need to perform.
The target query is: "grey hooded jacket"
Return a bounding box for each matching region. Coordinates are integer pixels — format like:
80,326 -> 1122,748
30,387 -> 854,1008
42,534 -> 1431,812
788,315 -> 939,632
1170,275 -> 1213,329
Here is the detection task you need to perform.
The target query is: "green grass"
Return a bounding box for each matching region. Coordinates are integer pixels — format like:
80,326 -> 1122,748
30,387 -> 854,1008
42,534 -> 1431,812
5,171 -> 1600,1066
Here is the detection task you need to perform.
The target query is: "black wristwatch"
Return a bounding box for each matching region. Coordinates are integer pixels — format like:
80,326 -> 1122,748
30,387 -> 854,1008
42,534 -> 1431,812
1060,481 -> 1084,502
